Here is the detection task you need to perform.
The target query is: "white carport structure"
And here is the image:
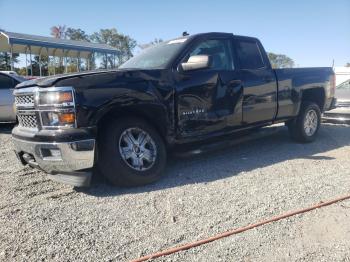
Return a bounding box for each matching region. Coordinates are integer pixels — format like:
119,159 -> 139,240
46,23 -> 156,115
0,31 -> 119,76
334,67 -> 350,86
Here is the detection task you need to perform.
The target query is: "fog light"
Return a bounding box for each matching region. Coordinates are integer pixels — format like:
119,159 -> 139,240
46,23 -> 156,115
41,148 -> 62,160
49,149 -> 61,158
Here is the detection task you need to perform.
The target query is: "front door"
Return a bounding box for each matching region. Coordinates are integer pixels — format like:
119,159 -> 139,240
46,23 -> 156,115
174,38 -> 243,138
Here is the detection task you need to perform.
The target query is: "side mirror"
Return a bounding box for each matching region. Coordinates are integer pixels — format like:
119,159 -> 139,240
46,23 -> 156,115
181,55 -> 211,71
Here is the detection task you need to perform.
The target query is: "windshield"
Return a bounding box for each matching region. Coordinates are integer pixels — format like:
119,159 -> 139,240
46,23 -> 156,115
120,38 -> 188,69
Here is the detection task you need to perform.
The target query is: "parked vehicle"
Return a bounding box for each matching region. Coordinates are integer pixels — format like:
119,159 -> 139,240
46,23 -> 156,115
0,70 -> 19,76
11,32 -> 336,187
323,79 -> 350,123
333,67 -> 350,86
0,72 -> 26,122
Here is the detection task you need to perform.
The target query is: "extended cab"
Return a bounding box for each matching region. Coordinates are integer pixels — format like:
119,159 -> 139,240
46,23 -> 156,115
12,33 -> 336,187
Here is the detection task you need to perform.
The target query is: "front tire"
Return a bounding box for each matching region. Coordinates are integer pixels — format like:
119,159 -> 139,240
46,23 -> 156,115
287,102 -> 321,143
98,117 -> 167,187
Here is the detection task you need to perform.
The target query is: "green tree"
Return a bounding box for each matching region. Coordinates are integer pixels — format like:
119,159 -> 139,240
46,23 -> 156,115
139,38 -> 163,50
16,67 -> 27,76
267,52 -> 295,68
50,25 -> 67,73
0,52 -> 20,70
66,28 -> 90,42
0,28 -> 20,70
90,28 -> 137,67
65,27 -> 92,71
28,55 -> 49,76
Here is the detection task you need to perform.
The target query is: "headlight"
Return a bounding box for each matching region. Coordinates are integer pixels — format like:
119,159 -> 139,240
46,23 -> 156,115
41,111 -> 76,128
39,90 -> 74,107
37,87 -> 76,129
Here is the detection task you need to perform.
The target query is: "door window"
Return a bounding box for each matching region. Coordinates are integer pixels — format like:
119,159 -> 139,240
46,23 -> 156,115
236,40 -> 265,70
0,74 -> 14,89
186,39 -> 234,70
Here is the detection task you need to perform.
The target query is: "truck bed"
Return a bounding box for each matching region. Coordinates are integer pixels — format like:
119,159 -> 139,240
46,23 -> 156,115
274,67 -> 334,119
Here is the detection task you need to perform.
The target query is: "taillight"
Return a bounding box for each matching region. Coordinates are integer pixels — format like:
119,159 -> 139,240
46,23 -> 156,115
330,73 -> 336,96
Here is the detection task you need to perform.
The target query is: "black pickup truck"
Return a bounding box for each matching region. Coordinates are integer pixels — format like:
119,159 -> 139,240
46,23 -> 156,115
12,32 -> 336,187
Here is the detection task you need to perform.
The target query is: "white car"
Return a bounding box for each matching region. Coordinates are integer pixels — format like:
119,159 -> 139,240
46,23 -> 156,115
0,72 -> 26,122
0,70 -> 19,76
323,79 -> 350,123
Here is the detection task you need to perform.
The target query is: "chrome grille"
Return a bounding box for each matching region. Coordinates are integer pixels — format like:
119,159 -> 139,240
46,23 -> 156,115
17,114 -> 38,129
15,94 -> 35,108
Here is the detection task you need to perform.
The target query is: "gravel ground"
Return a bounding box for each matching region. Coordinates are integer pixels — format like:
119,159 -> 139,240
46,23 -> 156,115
0,123 -> 350,262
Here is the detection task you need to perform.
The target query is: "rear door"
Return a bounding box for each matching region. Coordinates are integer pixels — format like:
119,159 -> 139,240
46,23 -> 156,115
0,74 -> 16,122
234,37 -> 278,124
174,37 -> 243,138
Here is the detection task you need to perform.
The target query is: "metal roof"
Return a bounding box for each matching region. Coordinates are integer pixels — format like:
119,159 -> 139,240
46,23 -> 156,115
0,31 -> 119,58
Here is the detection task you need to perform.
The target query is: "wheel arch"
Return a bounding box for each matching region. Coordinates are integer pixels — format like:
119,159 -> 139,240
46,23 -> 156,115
300,87 -> 326,112
96,103 -> 171,145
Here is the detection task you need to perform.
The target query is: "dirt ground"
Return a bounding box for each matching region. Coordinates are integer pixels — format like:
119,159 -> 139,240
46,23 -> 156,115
0,123 -> 349,261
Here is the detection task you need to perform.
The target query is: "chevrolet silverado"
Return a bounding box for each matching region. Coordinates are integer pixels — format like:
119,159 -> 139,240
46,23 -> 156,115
12,32 -> 336,187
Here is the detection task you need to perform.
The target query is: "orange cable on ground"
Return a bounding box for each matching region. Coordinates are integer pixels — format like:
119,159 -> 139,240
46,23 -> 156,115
131,194 -> 350,262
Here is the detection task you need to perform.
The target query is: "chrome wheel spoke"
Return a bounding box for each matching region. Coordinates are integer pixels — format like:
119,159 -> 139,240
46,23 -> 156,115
140,135 -> 150,147
124,130 -> 137,145
131,156 -> 143,169
121,146 -> 133,159
119,127 -> 157,171
304,109 -> 318,136
127,131 -> 137,145
142,149 -> 153,162
137,132 -> 147,145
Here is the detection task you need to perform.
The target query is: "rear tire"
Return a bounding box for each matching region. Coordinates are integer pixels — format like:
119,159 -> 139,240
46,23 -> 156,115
287,102 -> 321,143
98,117 -> 167,187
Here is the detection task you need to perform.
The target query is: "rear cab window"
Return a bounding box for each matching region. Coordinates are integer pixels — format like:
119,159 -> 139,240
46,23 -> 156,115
235,39 -> 265,70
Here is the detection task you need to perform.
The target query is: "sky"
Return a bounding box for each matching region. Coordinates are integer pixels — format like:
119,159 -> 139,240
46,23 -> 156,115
0,0 -> 349,67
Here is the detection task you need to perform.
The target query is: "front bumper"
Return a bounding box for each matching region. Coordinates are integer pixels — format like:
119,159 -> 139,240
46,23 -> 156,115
12,137 -> 95,187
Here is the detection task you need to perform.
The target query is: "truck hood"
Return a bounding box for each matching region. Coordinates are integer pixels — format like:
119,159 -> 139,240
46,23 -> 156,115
15,69 -> 129,89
